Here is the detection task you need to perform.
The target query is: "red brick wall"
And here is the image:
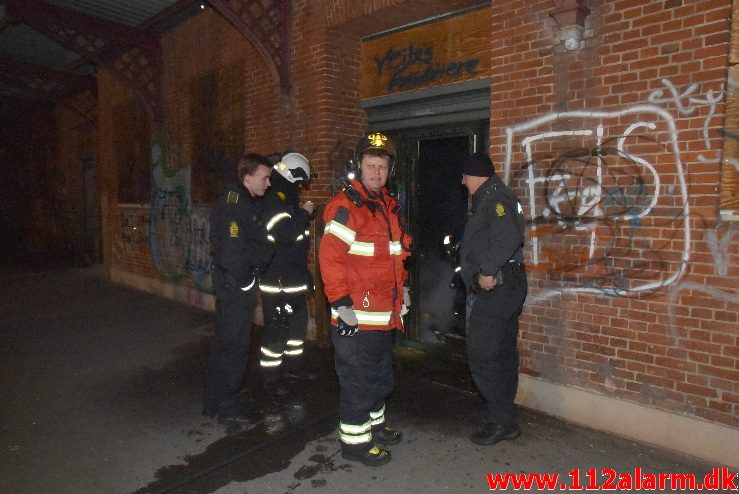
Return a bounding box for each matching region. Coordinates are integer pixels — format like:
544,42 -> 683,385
55,0 -> 737,428
490,0 -> 737,427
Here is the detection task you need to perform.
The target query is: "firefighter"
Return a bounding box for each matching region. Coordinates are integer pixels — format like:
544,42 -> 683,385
459,151 -> 527,445
203,153 -> 273,427
259,152 -> 316,396
319,132 -> 412,467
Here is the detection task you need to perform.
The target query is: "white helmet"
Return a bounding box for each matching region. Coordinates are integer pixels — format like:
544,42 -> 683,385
273,152 -> 310,183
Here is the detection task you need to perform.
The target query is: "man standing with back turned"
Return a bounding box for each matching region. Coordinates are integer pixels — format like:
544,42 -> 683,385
319,132 -> 412,466
204,153 -> 273,427
459,151 -> 527,445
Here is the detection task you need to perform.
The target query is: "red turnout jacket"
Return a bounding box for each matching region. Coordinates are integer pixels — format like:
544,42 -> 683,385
319,180 -> 411,331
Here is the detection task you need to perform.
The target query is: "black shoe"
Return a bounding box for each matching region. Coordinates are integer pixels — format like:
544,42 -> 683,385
341,445 -> 392,467
218,410 -> 264,428
471,423 -> 521,445
283,369 -> 318,381
372,426 -> 402,445
264,381 -> 290,396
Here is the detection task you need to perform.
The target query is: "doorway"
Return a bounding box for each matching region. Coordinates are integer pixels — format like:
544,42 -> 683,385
388,121 -> 487,345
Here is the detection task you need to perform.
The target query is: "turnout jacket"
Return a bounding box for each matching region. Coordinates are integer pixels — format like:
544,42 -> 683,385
460,174 -> 525,288
259,187 -> 312,293
319,180 -> 412,331
209,182 -> 273,289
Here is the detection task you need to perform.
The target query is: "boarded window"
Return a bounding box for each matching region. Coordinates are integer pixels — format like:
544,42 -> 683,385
190,63 -> 245,205
113,100 -> 150,204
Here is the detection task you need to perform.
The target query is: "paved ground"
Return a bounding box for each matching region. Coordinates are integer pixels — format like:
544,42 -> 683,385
0,268 -> 730,493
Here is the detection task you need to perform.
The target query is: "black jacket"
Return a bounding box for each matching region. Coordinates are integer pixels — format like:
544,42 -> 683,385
209,182 -> 272,288
259,178 -> 312,290
460,174 -> 525,287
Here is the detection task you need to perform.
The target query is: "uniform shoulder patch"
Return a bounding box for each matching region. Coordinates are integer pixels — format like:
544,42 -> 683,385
333,206 -> 350,225
229,221 -> 239,238
226,191 -> 239,204
277,191 -> 286,201
495,203 -> 506,217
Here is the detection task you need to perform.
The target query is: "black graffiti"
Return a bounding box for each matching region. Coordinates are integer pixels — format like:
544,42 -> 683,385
510,136 -> 687,293
374,44 -> 479,91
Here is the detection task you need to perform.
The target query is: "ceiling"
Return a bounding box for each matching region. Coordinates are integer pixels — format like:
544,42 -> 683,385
0,0 -> 202,105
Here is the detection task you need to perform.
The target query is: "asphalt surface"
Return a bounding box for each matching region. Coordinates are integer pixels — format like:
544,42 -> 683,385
0,267 -> 729,493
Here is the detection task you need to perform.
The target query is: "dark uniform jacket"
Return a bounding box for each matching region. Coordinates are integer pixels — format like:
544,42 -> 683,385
460,174 -> 525,288
259,183 -> 312,292
209,181 -> 272,290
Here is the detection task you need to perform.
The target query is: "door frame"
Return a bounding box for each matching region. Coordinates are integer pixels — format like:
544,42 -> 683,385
383,121 -> 489,342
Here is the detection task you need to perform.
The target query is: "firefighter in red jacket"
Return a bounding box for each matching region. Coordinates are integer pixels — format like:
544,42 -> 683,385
319,132 -> 412,467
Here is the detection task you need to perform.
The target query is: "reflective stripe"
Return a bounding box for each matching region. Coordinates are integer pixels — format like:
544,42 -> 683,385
295,234 -> 304,241
370,405 -> 385,426
348,241 -> 374,256
324,221 -> 355,246
259,283 -> 309,294
389,241 -> 403,255
266,212 -> 291,231
240,278 -> 256,291
340,431 -> 372,444
340,420 -> 371,434
267,234 -> 276,243
304,229 -> 310,236
261,346 -> 283,358
339,420 -> 372,445
260,359 -> 282,367
454,266 -> 461,272
331,308 -> 392,326
286,339 -> 303,346
370,405 -> 385,419
284,348 -> 303,356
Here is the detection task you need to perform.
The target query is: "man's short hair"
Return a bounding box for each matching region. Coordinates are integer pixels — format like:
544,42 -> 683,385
237,153 -> 272,179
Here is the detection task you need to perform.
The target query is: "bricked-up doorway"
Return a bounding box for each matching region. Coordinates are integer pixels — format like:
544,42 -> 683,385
387,121 -> 488,344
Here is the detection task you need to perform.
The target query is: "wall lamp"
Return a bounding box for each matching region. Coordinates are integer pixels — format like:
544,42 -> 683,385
550,0 -> 591,51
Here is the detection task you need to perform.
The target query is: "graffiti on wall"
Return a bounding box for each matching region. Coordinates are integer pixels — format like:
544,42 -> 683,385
505,105 -> 689,297
647,78 -> 724,165
187,207 -> 214,291
503,77 -> 738,302
149,139 -> 191,280
374,44 -> 480,91
113,210 -> 148,262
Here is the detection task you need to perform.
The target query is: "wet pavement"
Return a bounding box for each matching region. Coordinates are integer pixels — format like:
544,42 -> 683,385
0,268 -> 729,493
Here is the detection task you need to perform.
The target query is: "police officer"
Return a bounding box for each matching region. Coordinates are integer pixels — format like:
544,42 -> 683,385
203,153 -> 273,427
259,152 -> 316,396
459,151 -> 527,445
319,132 -> 412,467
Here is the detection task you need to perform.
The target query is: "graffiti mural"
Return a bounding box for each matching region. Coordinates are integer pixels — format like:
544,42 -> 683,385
505,105 -> 689,296
149,140 -> 191,279
187,207 -> 214,291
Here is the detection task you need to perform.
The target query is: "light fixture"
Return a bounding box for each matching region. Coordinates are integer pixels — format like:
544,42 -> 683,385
550,0 -> 590,52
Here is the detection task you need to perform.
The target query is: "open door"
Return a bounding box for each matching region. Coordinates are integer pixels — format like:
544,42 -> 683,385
388,121 -> 488,345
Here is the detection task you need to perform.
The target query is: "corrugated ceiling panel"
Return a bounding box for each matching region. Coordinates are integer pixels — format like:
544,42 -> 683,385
43,0 -> 182,27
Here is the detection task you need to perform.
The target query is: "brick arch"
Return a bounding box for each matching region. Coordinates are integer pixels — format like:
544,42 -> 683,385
208,0 -> 292,94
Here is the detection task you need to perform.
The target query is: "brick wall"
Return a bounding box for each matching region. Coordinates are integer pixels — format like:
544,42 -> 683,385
48,0 -> 737,429
490,0 -> 737,428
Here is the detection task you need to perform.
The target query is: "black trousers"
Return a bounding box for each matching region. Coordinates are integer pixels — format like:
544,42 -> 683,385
260,292 -> 308,382
203,270 -> 257,417
466,263 -> 527,427
332,329 -> 395,452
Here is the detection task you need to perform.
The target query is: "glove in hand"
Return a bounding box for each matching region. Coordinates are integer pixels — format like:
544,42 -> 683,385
335,306 -> 358,337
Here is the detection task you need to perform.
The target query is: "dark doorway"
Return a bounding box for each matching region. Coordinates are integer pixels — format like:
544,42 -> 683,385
388,122 -> 487,345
